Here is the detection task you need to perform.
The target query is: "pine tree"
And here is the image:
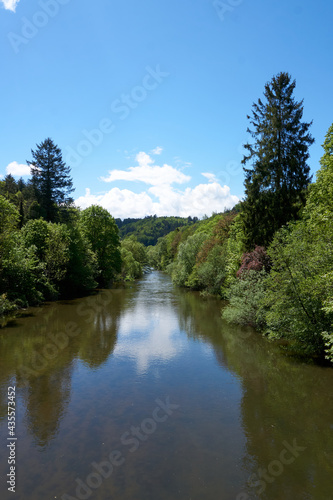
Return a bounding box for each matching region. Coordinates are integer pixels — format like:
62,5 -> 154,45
241,72 -> 314,249
27,138 -> 74,222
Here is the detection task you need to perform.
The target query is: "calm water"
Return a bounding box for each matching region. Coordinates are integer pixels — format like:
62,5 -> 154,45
0,271 -> 332,500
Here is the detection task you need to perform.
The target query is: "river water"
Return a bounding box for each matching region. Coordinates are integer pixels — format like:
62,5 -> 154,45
0,271 -> 332,500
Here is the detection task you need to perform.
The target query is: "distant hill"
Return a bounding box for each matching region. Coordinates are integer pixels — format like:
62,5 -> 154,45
115,215 -> 198,246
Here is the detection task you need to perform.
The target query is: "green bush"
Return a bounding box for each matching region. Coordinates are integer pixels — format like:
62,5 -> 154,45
222,270 -> 267,328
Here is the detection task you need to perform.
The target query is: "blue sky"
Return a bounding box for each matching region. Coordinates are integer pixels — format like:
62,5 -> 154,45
1,0 -> 332,218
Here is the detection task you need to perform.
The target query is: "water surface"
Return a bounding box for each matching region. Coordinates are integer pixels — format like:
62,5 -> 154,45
0,271 -> 332,499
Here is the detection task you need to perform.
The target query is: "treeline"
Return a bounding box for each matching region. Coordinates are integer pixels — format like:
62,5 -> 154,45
115,215 -> 198,246
149,73 -> 333,364
0,139 -> 148,321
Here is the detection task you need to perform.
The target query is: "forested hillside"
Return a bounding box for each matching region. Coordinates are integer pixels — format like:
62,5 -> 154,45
115,215 -> 199,245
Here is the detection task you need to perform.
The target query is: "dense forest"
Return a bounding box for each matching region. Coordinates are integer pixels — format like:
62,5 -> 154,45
115,215 -> 198,246
1,72 -> 332,364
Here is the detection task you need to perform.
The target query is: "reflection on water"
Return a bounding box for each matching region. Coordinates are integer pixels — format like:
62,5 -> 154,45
113,278 -> 186,374
0,271 -> 332,500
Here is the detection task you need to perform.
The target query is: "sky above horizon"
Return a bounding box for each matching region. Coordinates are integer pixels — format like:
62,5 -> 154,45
1,0 -> 332,219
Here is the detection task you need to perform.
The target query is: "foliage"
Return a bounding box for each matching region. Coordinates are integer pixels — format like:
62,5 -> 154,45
303,122 -> 333,220
0,195 -> 19,255
263,223 -> 332,357
222,270 -> 267,328
27,138 -> 74,222
115,215 -> 198,246
121,235 -> 147,265
171,232 -> 207,287
241,72 -> 314,249
120,247 -> 143,281
0,175 -> 40,226
80,205 -> 121,286
262,124 -> 333,360
0,294 -> 17,317
188,243 -> 228,295
21,218 -> 49,260
222,214 -> 246,293
237,246 -> 271,277
61,221 -> 98,296
0,233 -> 57,306
119,236 -> 148,281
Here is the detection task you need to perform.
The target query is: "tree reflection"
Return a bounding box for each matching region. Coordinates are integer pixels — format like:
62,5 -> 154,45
0,288 -> 125,447
177,288 -> 333,499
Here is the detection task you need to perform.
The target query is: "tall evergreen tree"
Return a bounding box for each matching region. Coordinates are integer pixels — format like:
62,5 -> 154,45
27,138 -> 74,222
241,72 -> 314,249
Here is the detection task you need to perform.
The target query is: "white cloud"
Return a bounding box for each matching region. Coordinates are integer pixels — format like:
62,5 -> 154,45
76,151 -> 239,219
1,0 -> 20,12
76,181 -> 238,219
6,161 -> 31,177
76,188 -> 156,219
202,172 -> 218,183
151,146 -> 163,155
101,151 -> 191,186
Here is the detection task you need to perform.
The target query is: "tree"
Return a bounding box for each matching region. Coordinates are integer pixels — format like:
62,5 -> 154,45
80,205 -> 121,286
241,72 -> 314,249
303,122 -> 333,219
262,124 -> 333,361
27,138 -> 74,222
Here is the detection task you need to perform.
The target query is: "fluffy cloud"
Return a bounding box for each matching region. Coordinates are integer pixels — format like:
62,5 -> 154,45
6,161 -> 31,177
76,188 -> 156,219
1,0 -> 20,12
101,151 -> 190,186
76,151 -> 239,218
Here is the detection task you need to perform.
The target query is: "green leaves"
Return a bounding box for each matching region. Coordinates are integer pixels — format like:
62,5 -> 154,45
222,269 -> 268,328
80,205 -> 121,286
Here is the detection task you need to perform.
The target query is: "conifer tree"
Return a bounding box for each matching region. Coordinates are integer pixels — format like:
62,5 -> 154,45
27,138 -> 74,222
241,72 -> 314,249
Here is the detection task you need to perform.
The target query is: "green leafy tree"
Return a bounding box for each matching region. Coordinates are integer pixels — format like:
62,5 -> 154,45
303,122 -> 333,220
222,269 -> 267,328
263,124 -> 333,361
121,236 -> 147,265
0,232 -> 56,307
22,219 -> 49,260
241,72 -> 314,249
61,222 -> 98,296
120,236 -> 147,281
0,195 -> 19,249
27,138 -> 74,222
263,223 -> 331,358
120,247 -> 142,281
80,205 -> 121,286
171,232 -> 206,287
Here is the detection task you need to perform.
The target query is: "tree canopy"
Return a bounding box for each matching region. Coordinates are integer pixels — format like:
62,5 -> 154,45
80,205 -> 121,286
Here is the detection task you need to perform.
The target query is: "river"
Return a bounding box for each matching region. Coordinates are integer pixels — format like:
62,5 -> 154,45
0,271 -> 332,499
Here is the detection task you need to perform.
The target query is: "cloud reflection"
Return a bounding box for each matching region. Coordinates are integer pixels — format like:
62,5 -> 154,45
113,301 -> 185,374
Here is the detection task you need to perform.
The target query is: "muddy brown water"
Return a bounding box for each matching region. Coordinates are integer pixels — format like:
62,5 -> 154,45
0,271 -> 332,499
